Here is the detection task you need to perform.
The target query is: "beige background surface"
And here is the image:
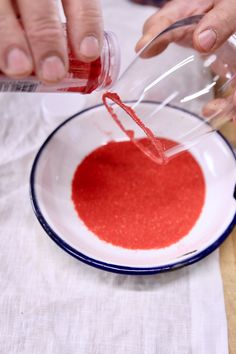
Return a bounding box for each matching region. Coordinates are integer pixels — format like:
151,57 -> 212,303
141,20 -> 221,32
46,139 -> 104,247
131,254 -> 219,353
220,121 -> 236,354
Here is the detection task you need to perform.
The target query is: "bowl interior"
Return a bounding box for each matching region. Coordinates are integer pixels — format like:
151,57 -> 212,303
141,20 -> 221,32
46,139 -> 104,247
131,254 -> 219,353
31,102 -> 236,269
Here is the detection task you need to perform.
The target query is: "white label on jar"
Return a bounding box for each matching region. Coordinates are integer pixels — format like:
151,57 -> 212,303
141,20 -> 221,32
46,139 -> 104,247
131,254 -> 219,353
0,75 -> 88,93
0,77 -> 39,92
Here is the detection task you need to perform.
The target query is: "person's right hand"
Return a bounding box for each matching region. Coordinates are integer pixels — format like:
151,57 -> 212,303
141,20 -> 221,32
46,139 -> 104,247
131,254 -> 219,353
1,0 -> 103,83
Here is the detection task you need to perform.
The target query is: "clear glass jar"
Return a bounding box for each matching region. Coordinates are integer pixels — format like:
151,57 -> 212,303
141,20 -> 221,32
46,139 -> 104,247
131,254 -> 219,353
104,15 -> 236,160
0,31 -> 120,94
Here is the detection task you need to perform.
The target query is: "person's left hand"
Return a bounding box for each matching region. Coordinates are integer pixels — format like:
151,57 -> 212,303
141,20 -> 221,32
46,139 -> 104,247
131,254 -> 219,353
136,0 -> 236,55
136,0 -> 236,120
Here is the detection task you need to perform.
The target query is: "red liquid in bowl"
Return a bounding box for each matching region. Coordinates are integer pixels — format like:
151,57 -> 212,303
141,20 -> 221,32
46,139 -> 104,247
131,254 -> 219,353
71,138 -> 205,250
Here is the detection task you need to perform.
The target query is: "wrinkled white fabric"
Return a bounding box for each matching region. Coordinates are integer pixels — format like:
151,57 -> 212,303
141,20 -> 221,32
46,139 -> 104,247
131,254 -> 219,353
0,1 -> 228,353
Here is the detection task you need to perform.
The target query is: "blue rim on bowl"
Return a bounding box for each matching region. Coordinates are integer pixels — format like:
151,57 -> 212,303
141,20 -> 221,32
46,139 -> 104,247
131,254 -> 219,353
30,102 -> 236,275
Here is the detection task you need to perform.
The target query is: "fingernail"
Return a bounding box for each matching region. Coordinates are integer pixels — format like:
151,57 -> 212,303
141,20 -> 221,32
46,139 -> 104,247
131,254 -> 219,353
136,37 -> 146,51
136,35 -> 151,51
41,56 -> 66,83
80,36 -> 100,59
6,48 -> 32,76
198,29 -> 217,51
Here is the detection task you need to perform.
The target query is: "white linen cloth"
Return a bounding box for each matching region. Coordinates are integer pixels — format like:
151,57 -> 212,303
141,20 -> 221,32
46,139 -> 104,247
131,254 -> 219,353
0,1 -> 228,353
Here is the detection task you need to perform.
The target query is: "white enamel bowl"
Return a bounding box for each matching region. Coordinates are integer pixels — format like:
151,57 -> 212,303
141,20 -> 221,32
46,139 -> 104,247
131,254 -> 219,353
30,102 -> 236,274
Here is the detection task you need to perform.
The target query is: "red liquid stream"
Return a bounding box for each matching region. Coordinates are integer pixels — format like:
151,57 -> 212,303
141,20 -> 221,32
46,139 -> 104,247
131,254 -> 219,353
72,138 -> 205,250
102,92 -> 167,164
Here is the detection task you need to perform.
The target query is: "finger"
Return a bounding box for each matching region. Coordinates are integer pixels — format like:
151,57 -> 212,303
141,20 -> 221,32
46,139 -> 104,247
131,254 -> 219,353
12,0 -> 20,17
136,16 -> 198,58
135,2 -> 180,54
18,0 -> 68,84
63,0 -> 103,62
233,92 -> 236,121
136,0 -> 213,53
202,98 -> 228,117
135,14 -> 173,54
194,0 -> 236,53
203,97 -> 236,123
0,0 -> 33,78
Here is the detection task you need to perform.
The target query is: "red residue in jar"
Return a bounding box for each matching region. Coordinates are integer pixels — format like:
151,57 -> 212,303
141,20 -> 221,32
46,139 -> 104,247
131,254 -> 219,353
71,138 -> 205,250
65,55 -> 102,94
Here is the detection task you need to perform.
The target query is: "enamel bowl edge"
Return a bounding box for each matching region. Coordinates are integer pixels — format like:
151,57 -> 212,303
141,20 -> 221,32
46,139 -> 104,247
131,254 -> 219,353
30,102 -> 236,275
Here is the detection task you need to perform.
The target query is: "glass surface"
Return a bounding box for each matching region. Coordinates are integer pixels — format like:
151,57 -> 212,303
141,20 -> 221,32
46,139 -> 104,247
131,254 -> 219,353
30,16 -> 236,273
106,15 -> 236,161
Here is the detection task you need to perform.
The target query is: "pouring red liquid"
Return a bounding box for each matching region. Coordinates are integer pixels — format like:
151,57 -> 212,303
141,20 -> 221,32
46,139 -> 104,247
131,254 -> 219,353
102,91 -> 167,164
72,137 -> 205,250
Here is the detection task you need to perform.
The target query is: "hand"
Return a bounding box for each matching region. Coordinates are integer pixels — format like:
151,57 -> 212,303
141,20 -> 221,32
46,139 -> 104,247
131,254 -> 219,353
0,0 -> 103,83
136,0 -> 236,54
136,0 -> 236,120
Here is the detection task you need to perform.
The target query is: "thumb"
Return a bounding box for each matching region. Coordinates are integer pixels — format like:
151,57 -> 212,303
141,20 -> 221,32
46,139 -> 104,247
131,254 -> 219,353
63,0 -> 103,62
193,0 -> 236,52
